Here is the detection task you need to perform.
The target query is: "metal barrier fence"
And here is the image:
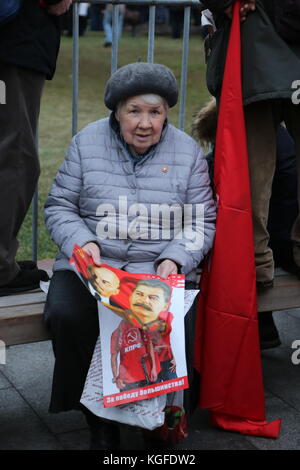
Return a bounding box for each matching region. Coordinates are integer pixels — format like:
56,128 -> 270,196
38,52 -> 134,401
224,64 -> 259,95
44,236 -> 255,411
32,0 -> 204,260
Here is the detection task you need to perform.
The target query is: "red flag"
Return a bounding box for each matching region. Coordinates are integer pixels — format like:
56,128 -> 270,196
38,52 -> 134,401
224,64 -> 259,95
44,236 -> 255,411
194,0 -> 281,438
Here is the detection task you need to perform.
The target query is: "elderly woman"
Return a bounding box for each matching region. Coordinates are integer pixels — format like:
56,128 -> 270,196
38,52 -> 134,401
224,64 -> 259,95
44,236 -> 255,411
44,62 -> 216,450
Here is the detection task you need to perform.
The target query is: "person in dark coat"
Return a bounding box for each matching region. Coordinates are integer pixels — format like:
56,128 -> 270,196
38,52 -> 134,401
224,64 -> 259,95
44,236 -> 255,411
201,0 -> 300,289
0,0 -> 72,296
192,98 -> 298,349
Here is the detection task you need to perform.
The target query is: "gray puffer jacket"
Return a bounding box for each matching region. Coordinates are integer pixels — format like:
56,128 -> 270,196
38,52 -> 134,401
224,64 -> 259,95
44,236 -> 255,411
45,117 -> 216,282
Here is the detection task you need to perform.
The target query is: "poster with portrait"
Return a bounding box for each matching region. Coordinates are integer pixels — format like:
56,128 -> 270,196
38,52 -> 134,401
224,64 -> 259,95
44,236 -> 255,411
70,245 -> 194,407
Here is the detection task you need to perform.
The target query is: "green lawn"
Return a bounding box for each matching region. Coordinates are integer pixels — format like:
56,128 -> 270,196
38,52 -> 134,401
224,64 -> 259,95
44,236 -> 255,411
17,29 -> 211,261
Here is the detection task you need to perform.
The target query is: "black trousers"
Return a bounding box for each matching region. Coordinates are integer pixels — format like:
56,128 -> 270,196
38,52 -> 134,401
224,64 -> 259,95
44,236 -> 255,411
44,270 -> 99,412
0,63 -> 45,284
44,270 -> 199,417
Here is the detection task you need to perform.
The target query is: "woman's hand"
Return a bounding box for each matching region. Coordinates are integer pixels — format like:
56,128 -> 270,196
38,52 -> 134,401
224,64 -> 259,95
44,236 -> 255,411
156,259 -> 178,279
82,242 -> 101,266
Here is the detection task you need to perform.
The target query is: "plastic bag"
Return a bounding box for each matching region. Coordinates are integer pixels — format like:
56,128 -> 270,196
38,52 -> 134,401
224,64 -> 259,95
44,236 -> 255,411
80,335 -> 166,430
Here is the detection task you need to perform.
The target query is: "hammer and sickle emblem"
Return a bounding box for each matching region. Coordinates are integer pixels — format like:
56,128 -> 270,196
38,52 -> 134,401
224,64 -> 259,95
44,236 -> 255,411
127,328 -> 138,343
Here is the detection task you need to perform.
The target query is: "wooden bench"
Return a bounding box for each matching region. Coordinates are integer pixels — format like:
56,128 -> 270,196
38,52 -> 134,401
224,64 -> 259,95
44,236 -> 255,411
0,259 -> 52,346
0,290 -> 50,346
0,266 -> 300,347
257,268 -> 300,312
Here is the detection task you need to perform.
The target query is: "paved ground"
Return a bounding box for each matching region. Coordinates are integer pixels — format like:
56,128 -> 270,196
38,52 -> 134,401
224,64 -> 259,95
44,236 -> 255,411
0,308 -> 300,451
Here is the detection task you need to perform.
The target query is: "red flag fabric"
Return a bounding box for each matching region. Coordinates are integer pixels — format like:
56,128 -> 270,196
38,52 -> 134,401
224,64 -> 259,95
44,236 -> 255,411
194,0 -> 281,438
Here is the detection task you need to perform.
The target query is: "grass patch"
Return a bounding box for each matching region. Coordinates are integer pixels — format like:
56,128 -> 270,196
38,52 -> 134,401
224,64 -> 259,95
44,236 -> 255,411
17,30 -> 211,261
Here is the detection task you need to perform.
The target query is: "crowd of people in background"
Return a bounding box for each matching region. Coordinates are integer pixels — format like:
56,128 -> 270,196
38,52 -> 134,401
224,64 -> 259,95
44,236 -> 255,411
60,3 -> 204,40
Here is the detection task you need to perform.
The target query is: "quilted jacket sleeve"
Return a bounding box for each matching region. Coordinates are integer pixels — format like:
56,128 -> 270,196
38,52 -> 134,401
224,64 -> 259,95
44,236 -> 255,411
44,135 -> 98,260
155,148 -> 216,275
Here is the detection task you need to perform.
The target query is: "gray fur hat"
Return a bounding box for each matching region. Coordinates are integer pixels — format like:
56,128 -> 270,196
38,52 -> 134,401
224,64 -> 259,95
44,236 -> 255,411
104,62 -> 178,110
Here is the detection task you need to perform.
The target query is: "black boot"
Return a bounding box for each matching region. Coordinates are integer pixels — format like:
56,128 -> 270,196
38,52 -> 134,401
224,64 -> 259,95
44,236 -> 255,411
258,311 -> 281,350
84,410 -> 121,451
280,260 -> 300,279
143,426 -> 175,450
0,267 -> 49,296
17,260 -> 38,270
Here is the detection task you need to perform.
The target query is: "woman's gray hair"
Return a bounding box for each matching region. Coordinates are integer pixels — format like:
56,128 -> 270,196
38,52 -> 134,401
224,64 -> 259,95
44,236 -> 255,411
116,94 -> 169,113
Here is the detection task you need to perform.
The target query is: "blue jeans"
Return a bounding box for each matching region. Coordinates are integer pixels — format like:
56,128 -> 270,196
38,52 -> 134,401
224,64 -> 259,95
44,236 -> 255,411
157,360 -> 178,382
103,9 -> 124,44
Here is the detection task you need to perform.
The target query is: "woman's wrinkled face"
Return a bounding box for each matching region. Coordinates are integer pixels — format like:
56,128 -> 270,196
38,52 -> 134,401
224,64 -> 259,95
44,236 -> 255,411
115,95 -> 168,155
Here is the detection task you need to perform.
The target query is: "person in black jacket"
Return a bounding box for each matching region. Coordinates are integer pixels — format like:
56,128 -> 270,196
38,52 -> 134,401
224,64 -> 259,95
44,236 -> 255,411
192,98 -> 298,349
201,0 -> 300,290
0,0 -> 72,296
